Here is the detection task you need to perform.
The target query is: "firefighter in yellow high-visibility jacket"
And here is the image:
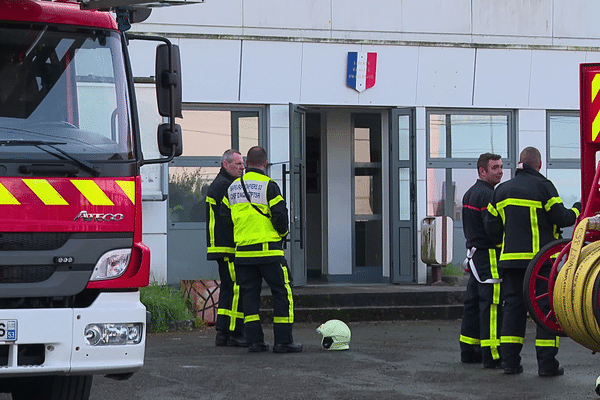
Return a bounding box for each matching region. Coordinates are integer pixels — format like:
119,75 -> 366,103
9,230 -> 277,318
485,146 -> 580,376
222,146 -> 302,353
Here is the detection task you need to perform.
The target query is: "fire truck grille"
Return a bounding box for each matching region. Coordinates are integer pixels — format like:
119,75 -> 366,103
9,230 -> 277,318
0,233 -> 70,251
0,266 -> 56,283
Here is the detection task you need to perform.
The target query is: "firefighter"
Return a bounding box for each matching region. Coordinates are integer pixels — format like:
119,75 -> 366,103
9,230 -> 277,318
222,146 -> 302,353
206,149 -> 247,347
459,153 -> 503,369
485,146 -> 581,376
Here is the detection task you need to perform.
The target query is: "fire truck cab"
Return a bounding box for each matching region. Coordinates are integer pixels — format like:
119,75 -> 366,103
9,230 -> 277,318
0,0 -> 192,398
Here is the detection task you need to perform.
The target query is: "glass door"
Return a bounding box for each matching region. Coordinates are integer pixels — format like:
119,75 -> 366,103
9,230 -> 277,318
352,113 -> 383,281
391,109 -> 417,283
288,104 -> 307,286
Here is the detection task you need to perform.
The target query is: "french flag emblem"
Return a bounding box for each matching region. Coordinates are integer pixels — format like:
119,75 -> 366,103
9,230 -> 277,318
347,52 -> 377,92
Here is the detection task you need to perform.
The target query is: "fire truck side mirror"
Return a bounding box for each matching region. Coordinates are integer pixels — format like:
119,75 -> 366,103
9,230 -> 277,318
155,44 -> 182,119
157,123 -> 183,157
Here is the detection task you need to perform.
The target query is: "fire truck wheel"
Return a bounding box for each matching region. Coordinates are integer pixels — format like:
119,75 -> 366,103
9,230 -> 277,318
11,375 -> 93,400
523,238 -> 571,337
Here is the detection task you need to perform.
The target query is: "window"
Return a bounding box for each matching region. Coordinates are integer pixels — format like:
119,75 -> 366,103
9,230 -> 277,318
548,112 -> 580,161
0,24 -> 133,161
168,106 -> 265,223
546,112 -> 581,226
178,110 -> 260,157
427,110 -> 514,218
429,114 -> 509,159
427,110 -> 515,263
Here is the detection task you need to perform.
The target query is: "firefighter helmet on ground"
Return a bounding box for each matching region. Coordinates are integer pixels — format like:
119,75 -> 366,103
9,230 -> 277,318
316,319 -> 351,350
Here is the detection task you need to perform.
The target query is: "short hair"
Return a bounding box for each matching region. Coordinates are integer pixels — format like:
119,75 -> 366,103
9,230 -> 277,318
519,146 -> 541,169
221,149 -> 241,166
477,153 -> 501,172
246,146 -> 267,167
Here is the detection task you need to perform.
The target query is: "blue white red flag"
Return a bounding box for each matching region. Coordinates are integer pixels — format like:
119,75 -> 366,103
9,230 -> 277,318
347,52 -> 377,92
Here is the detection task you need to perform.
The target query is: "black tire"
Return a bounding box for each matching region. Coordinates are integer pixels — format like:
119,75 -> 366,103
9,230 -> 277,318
11,375 -> 93,400
523,238 -> 571,337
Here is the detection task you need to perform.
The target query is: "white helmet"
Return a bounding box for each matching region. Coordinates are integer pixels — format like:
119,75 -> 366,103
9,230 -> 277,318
316,319 -> 351,350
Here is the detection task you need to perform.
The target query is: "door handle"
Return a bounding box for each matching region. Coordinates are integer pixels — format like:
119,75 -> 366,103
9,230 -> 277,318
282,163 -> 290,249
293,162 -> 304,250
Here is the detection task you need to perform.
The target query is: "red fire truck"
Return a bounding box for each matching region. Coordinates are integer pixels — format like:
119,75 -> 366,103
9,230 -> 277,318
0,0 -> 188,398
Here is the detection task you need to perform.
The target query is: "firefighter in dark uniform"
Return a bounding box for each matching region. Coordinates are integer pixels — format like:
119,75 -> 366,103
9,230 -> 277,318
485,146 -> 581,376
460,153 -> 503,369
222,146 -> 302,353
206,149 -> 247,347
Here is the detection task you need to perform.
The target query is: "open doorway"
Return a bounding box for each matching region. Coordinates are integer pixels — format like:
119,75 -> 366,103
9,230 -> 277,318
292,107 -> 415,283
305,112 -> 323,281
301,110 -> 386,283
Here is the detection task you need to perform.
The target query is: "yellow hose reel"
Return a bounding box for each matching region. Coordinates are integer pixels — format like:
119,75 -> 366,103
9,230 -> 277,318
553,217 -> 600,352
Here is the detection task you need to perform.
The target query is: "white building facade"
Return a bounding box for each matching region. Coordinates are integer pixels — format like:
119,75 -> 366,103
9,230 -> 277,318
132,0 -> 590,285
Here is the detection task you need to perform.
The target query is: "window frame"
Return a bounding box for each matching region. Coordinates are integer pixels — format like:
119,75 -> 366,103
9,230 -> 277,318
424,108 -> 516,266
172,104 -> 267,169
167,104 -> 267,225
426,108 -> 516,168
546,110 -> 580,170
545,110 -> 581,239
425,108 -> 516,217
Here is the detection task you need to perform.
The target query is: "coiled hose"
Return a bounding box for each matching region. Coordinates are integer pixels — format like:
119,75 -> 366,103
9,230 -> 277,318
554,216 -> 600,352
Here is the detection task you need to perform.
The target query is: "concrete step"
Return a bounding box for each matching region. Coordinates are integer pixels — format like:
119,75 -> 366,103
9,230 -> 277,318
259,284 -> 466,323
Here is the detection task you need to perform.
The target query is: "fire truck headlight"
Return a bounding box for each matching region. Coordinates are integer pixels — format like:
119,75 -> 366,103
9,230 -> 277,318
84,323 -> 143,346
90,249 -> 131,281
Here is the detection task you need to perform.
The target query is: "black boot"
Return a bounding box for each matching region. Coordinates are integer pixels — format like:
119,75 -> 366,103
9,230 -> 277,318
215,331 -> 229,347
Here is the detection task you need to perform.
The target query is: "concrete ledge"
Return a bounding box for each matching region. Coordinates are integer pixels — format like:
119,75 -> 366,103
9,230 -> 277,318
262,290 -> 464,308
260,304 -> 465,323
259,283 -> 466,323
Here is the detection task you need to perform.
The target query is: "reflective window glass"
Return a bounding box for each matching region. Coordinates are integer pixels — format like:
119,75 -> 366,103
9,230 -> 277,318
546,169 -> 581,207
398,168 -> 410,220
426,168 -> 447,216
179,110 -> 261,157
179,111 -> 232,157
168,166 -> 219,223
548,114 -> 580,159
429,113 -> 509,158
238,116 -> 259,156
546,168 -> 581,238
398,115 -> 410,161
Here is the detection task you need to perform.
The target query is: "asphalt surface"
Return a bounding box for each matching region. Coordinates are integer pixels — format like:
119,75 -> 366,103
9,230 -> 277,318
78,320 -> 600,400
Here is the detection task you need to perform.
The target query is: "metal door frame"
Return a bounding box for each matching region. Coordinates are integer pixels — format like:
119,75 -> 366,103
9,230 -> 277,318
390,108 -> 417,283
287,103 -> 307,286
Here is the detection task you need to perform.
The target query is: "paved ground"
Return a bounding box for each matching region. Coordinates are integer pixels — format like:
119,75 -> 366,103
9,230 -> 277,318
80,319 -> 600,400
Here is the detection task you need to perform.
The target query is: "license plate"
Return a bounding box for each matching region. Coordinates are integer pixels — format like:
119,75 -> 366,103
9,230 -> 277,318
0,320 -> 17,341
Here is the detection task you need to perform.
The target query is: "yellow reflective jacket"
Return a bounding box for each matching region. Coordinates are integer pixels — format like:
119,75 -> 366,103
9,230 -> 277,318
222,169 -> 289,264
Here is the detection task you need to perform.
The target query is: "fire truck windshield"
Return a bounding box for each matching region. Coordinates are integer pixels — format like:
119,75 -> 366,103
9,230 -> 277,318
0,22 -> 134,162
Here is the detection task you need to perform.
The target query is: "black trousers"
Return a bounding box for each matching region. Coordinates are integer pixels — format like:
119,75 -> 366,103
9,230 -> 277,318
236,259 -> 294,345
500,265 -> 560,371
215,257 -> 244,336
459,249 -> 502,365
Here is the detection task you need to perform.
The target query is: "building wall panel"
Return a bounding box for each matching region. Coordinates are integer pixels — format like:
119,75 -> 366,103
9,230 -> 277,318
529,50 -> 586,110
416,47 -> 475,107
243,0 -> 331,30
358,45 -> 419,106
300,43 -> 359,104
179,39 -> 241,103
472,0 -> 552,37
473,48 -> 531,109
401,0 -> 471,35
240,41 -> 303,103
